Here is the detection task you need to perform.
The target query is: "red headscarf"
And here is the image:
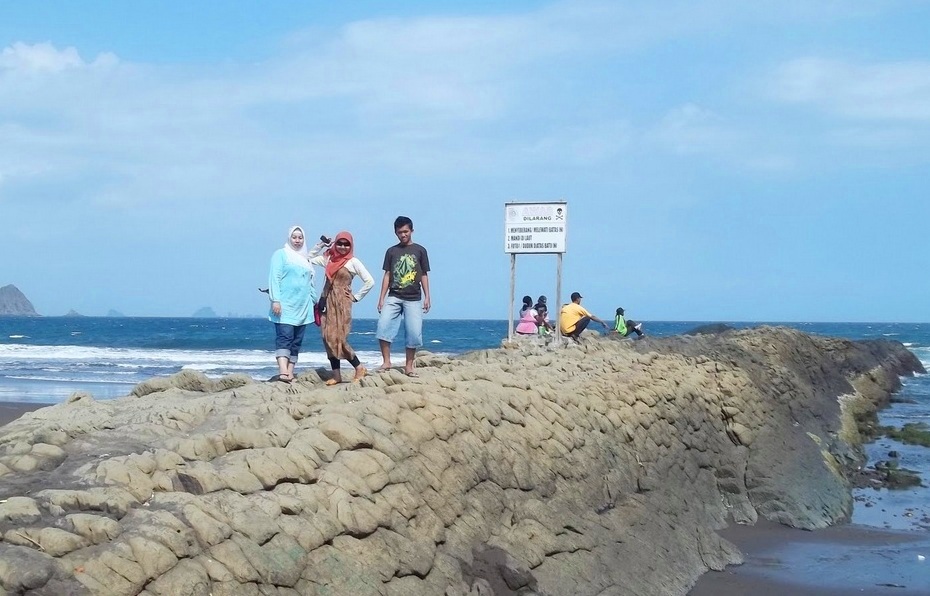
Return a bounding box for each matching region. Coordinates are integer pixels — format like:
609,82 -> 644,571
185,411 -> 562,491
324,231 -> 354,280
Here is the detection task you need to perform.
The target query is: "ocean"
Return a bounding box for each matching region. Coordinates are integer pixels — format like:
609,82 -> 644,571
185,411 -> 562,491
1,317 -> 928,406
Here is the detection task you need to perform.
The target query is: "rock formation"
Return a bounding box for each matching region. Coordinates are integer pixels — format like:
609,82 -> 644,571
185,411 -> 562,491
192,307 -> 218,318
0,284 -> 38,316
108,310 -> 126,318
64,310 -> 84,317
0,327 -> 922,595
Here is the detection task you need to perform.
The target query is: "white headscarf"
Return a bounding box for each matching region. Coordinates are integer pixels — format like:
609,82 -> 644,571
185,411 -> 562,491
284,226 -> 312,270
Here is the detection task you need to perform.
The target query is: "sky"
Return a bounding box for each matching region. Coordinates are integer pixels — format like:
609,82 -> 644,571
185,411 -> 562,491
1,1 -> 929,322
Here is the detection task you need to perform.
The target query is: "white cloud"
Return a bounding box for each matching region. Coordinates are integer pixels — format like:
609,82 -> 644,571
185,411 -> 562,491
0,41 -> 117,73
0,2 -> 916,211
771,57 -> 930,121
647,104 -> 798,171
651,104 -> 739,155
524,120 -> 633,165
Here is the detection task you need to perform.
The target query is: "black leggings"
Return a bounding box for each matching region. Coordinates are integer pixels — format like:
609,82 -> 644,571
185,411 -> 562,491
569,316 -> 592,338
330,355 -> 361,370
624,319 -> 643,337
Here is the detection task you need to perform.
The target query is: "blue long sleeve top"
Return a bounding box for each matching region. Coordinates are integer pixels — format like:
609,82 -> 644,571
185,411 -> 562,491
267,249 -> 317,326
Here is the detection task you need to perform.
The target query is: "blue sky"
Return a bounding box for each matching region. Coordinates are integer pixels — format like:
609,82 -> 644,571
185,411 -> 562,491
1,1 -> 929,321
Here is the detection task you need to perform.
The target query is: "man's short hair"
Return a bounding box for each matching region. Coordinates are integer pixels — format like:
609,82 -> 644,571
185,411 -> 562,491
394,216 -> 413,230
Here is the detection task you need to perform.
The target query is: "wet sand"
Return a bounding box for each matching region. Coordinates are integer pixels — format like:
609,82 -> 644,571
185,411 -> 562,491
689,520 -> 930,595
0,400 -> 45,427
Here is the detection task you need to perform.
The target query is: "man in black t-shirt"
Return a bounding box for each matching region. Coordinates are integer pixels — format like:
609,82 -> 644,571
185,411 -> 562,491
375,216 -> 431,376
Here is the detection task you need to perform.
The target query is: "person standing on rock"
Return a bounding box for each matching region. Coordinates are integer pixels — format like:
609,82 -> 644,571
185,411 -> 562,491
376,216 -> 431,377
267,226 -> 318,382
559,292 -> 608,340
310,231 -> 375,384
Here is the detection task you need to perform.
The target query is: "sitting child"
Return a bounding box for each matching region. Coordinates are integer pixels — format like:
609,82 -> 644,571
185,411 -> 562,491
613,307 -> 644,338
535,302 -> 554,335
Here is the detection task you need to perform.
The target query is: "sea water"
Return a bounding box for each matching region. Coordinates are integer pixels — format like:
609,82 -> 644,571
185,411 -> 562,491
1,317 -> 928,406
0,317 -> 927,406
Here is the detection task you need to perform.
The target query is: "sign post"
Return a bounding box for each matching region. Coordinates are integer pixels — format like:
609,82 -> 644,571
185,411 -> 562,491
504,201 -> 568,341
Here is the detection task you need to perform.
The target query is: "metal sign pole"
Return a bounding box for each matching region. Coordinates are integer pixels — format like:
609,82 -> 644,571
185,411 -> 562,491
504,201 -> 568,343
508,253 -> 516,342
556,252 -> 563,340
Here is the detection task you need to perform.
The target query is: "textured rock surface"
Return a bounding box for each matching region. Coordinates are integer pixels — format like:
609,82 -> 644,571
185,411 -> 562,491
0,284 -> 38,316
0,327 -> 921,595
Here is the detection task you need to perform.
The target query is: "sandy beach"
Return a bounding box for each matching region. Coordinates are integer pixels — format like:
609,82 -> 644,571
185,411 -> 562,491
690,520 -> 930,595
0,400 -> 43,428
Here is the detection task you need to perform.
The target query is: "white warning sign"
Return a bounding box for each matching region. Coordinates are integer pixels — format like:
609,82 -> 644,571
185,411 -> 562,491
504,202 -> 567,254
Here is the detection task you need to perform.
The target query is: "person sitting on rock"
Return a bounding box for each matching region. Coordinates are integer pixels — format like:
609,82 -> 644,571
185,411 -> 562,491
534,301 -> 554,335
515,295 -> 539,336
612,307 -> 644,338
559,292 -> 608,340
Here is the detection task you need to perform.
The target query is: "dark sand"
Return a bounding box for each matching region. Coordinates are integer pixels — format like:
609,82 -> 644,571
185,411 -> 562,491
0,400 -> 45,427
690,520 -> 930,595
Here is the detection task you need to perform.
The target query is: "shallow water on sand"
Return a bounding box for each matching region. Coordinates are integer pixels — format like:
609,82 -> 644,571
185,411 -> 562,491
853,372 -> 930,532
690,523 -> 930,596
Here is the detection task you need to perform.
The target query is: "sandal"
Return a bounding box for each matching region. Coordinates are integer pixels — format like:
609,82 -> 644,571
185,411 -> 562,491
325,378 -> 340,386
405,371 -> 419,378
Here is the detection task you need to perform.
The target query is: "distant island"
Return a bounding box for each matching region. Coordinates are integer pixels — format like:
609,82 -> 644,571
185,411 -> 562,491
107,309 -> 126,318
192,306 -> 218,318
64,310 -> 84,317
0,284 -> 38,316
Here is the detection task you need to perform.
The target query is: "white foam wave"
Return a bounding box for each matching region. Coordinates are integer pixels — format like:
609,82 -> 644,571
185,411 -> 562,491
0,344 -> 274,366
8,335 -> 27,339
6,375 -> 136,385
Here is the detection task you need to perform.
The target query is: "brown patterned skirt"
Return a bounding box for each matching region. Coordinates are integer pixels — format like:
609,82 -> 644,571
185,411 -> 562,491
321,267 -> 356,361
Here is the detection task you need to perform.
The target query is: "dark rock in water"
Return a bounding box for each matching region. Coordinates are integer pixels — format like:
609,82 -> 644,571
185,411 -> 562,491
63,310 -> 84,317
107,309 -> 125,317
0,284 -> 38,316
684,323 -> 734,335
192,306 -> 218,318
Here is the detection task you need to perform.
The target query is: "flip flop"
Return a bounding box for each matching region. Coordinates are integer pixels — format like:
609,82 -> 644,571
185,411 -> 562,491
325,379 -> 340,386
405,371 -> 419,378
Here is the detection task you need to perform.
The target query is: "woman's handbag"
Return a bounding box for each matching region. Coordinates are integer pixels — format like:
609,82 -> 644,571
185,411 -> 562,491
313,295 -> 327,327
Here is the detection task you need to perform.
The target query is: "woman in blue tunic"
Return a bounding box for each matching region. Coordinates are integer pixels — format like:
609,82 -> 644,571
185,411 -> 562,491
268,226 -> 319,382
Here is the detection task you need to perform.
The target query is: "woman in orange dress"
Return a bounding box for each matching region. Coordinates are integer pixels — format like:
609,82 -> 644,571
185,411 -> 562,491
310,231 -> 375,384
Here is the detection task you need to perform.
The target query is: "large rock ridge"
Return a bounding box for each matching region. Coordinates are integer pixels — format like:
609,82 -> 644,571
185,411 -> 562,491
0,284 -> 38,316
0,327 -> 922,595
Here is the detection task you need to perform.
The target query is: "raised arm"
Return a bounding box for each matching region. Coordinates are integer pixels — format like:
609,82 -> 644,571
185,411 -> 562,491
307,241 -> 327,258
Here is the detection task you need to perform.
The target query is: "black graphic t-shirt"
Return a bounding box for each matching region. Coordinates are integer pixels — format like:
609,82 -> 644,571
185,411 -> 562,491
382,243 -> 430,301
